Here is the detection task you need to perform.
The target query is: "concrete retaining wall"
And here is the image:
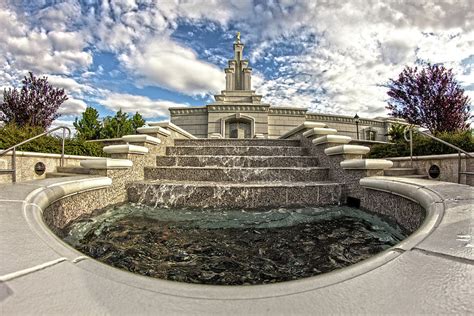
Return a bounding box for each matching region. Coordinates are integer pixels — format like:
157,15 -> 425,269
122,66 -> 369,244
0,151 -> 101,183
389,152 -> 474,185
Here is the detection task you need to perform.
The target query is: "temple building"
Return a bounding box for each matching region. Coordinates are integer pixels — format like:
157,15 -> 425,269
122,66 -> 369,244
170,35 -> 398,140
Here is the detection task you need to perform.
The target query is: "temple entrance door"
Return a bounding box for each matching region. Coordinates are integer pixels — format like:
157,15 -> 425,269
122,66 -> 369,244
227,120 -> 251,138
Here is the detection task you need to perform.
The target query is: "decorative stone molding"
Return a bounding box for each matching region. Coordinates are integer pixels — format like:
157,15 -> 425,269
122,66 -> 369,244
136,126 -> 172,137
313,135 -> 352,145
103,145 -> 149,155
169,107 -> 208,115
80,158 -> 133,169
122,135 -> 161,145
254,133 -> 265,139
269,108 -> 308,116
306,113 -> 386,127
303,128 -> 338,138
208,105 -> 269,112
324,145 -> 370,156
340,159 -> 393,170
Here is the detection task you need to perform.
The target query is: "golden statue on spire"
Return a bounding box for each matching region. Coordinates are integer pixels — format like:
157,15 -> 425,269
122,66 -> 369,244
236,31 -> 241,43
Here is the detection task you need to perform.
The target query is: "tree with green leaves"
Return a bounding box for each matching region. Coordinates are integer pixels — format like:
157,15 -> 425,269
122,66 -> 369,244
100,109 -> 134,139
131,112 -> 145,131
386,123 -> 407,142
1,72 -> 68,129
73,107 -> 102,140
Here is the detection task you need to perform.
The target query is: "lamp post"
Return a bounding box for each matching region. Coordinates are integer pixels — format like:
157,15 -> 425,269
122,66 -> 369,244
354,113 -> 360,140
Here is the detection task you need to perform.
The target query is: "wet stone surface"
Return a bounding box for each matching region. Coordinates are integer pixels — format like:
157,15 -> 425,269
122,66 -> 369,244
64,204 -> 407,285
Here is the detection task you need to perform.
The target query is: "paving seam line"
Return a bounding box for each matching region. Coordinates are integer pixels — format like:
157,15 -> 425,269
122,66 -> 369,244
0,258 -> 67,282
412,248 -> 474,265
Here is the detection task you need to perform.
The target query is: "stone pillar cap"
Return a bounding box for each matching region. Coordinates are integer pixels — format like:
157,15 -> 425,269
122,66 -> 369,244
103,144 -> 149,155
136,126 -> 171,136
122,135 -> 161,145
303,128 -> 338,138
325,145 -> 370,156
340,159 -> 393,170
313,135 -> 352,145
80,158 -> 133,169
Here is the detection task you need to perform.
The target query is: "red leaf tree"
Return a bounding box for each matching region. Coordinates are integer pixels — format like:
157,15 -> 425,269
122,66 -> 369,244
386,64 -> 471,133
0,72 -> 68,129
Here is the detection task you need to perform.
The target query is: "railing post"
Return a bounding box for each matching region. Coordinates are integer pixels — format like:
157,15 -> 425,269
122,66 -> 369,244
458,151 -> 462,184
12,148 -> 16,183
61,128 -> 66,167
409,128 -> 413,168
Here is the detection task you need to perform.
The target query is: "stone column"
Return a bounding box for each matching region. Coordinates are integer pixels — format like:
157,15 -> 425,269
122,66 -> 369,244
225,68 -> 234,90
243,68 -> 252,91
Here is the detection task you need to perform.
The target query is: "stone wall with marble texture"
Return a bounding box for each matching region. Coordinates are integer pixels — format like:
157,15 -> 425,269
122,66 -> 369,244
361,189 -> 425,234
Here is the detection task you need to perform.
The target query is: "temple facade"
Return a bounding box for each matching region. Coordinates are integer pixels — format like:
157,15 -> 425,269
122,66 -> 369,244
170,35 -> 397,140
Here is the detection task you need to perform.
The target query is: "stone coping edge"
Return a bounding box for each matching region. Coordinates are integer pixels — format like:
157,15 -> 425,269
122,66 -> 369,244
0,150 -> 103,160
148,121 -> 198,139
278,122 -> 327,139
12,177 -> 452,301
388,152 -> 474,161
27,176 -> 113,210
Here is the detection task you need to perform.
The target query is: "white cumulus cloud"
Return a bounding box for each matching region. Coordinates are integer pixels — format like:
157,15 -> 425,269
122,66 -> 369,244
98,92 -> 188,118
119,38 -> 225,95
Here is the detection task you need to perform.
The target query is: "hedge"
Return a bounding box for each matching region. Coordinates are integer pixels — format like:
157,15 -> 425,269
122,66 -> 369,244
368,130 -> 474,158
0,124 -> 105,157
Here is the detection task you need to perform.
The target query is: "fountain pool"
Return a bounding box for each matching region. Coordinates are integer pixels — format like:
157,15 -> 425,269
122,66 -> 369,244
63,203 -> 407,285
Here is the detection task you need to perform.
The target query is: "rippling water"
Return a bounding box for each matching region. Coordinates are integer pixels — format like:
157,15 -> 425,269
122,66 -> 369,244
64,204 -> 407,285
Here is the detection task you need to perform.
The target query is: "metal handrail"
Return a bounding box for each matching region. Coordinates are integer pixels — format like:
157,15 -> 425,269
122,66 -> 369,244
404,126 -> 473,183
0,126 -> 71,182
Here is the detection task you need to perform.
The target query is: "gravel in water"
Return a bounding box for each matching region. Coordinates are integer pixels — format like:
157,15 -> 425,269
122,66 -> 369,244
64,204 -> 407,285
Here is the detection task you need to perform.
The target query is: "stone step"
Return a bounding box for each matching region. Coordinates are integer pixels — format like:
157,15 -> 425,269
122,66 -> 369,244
399,174 -> 429,179
144,166 -> 329,182
167,146 -> 307,157
128,180 -> 343,209
383,168 -> 417,176
45,172 -> 80,178
156,155 -> 319,167
174,139 -> 301,147
56,166 -> 91,174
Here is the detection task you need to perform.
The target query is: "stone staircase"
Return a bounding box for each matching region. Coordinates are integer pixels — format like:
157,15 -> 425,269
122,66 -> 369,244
128,138 -> 344,209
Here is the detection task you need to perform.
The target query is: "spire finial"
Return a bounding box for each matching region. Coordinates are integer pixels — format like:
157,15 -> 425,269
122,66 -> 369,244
236,31 -> 241,43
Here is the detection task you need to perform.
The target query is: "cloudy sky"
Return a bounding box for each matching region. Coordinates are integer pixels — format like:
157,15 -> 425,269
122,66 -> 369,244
1,0 -> 473,128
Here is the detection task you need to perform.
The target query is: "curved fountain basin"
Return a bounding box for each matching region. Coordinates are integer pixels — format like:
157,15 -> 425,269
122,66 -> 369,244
1,175 -> 472,314
62,204 -> 408,285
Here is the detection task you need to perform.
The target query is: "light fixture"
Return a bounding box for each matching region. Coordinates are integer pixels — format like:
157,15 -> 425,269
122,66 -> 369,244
354,113 -> 360,140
